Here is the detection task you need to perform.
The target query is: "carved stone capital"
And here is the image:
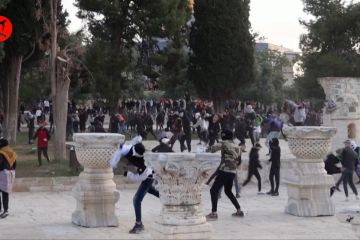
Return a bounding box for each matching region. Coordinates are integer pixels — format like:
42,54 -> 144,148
145,152 -> 220,239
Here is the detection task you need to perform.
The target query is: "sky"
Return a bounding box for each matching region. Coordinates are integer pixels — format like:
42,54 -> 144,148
64,0 -> 358,53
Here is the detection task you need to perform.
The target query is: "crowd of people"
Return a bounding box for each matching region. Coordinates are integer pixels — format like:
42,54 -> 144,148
1,96 -> 344,236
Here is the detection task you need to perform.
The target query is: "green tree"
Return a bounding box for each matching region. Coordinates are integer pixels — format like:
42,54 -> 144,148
0,0 -> 10,62
296,0 -> 360,99
0,0 -> 40,143
189,0 -> 254,111
241,49 -> 292,110
77,0 -> 191,108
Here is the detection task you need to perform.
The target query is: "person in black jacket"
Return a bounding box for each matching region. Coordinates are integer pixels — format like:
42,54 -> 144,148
242,143 -> 262,193
267,138 -> 281,196
341,140 -> 359,201
0,138 -> 17,219
152,138 -> 174,153
180,110 -> 192,152
208,114 -> 221,147
234,115 -> 247,152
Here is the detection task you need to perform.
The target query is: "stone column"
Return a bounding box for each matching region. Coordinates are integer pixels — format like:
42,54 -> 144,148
319,77 -> 360,150
145,152 -> 220,240
72,133 -> 125,227
283,126 -> 337,217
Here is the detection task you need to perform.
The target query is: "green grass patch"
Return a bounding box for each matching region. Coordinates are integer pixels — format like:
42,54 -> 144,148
13,132 -> 79,178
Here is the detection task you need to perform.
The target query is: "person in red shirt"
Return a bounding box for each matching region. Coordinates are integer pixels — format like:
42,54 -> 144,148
33,120 -> 51,166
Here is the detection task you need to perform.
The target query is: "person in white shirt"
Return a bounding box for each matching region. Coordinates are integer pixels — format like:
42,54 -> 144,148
193,112 -> 209,145
110,136 -> 159,234
35,109 -> 43,124
286,99 -> 307,126
43,100 -> 50,114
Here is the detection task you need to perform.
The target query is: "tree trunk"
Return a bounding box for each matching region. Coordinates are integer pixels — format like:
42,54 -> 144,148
49,0 -> 68,161
53,69 -> 70,161
213,97 -> 224,113
3,55 -> 22,144
50,0 -> 57,99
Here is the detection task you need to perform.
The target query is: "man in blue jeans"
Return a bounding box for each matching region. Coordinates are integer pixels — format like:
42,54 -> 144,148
110,137 -> 159,234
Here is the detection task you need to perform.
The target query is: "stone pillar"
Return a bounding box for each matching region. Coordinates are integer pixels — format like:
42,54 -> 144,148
337,207 -> 360,239
283,126 -> 337,217
145,152 -> 220,240
318,77 -> 360,150
72,133 -> 125,227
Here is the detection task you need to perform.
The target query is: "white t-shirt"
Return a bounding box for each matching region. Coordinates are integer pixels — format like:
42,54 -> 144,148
35,110 -> 42,117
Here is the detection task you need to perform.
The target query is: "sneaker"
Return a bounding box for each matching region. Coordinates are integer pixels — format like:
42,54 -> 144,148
129,223 -> 144,234
0,211 -> 8,219
236,193 -> 240,198
206,213 -> 218,221
232,211 -> 244,217
257,192 -> 265,195
272,192 -> 279,196
266,191 -> 274,195
330,186 -> 336,197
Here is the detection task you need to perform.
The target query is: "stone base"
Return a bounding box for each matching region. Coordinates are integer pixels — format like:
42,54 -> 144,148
72,189 -> 120,227
71,169 -> 120,227
151,222 -> 213,240
285,185 -> 334,217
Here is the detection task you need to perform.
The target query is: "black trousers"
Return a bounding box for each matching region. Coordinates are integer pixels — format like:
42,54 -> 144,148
180,132 -> 191,152
0,190 -> 9,212
342,170 -> 358,197
28,127 -> 34,144
210,171 -> 240,212
243,168 -> 261,192
38,147 -> 50,165
208,133 -> 219,147
269,167 -> 280,193
247,127 -> 255,146
335,175 -> 343,188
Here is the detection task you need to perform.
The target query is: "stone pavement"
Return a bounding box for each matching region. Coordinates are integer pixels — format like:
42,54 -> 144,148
0,184 -> 358,239
4,138 -> 357,239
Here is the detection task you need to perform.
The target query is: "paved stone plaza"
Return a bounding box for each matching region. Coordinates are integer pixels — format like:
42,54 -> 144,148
0,185 -> 358,239
1,139 -> 359,239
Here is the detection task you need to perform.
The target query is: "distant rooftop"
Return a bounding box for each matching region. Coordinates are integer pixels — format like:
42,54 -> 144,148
255,42 -> 299,55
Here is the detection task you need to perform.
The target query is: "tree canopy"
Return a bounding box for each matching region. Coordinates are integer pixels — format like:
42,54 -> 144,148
240,49 -> 292,109
76,0 -> 191,107
188,0 -> 254,111
296,0 -> 360,99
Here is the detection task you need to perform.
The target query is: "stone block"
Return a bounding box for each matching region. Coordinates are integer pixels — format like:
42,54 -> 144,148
151,222 -> 213,240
